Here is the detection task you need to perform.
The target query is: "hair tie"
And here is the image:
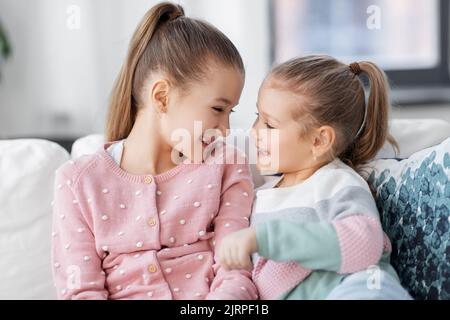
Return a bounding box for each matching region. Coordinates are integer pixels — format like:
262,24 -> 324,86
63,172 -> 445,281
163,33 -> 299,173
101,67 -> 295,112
349,62 -> 361,75
350,61 -> 365,137
355,106 -> 367,139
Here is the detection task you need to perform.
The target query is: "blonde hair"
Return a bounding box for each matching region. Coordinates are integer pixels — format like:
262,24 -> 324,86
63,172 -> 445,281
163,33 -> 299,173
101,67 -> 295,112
268,55 -> 399,171
105,2 -> 244,142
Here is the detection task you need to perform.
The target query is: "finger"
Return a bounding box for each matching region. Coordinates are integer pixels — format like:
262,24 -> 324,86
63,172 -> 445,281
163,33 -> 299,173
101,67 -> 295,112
244,255 -> 253,272
230,247 -> 240,269
224,246 -> 234,270
238,250 -> 251,271
218,244 -> 231,270
217,244 -> 225,265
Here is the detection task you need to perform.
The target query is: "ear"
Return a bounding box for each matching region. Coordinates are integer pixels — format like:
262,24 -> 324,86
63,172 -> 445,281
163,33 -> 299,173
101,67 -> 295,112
151,79 -> 171,113
311,125 -> 335,159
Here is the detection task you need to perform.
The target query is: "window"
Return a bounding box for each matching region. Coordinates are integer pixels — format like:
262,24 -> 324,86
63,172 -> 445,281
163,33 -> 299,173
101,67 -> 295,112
271,0 -> 450,90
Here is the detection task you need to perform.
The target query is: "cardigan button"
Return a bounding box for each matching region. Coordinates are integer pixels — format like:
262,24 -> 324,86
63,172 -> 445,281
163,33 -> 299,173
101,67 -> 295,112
148,218 -> 157,227
144,176 -> 153,184
148,264 -> 157,273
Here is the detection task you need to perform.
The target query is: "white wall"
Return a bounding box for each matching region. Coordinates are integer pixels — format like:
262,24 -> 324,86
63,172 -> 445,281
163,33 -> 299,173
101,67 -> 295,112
181,0 -> 271,130
0,0 -> 449,139
0,0 -> 165,138
0,0 -> 270,138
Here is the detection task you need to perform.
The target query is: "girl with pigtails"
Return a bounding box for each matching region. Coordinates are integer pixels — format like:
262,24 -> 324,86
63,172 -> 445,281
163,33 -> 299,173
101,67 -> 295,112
218,56 -> 412,300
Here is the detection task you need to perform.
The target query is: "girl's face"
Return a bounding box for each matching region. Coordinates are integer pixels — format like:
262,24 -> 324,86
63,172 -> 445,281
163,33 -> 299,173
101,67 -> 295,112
251,81 -> 316,175
155,63 -> 244,163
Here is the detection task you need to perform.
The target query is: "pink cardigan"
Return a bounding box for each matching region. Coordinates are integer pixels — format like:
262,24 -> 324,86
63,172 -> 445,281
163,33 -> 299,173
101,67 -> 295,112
51,141 -> 258,300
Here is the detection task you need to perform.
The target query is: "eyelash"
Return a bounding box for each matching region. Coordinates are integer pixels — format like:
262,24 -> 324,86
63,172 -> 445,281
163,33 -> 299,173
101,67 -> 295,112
213,107 -> 235,113
255,112 -> 274,129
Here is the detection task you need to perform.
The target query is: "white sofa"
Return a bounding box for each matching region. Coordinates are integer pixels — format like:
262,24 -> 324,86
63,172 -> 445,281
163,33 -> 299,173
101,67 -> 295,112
1,119 -> 450,300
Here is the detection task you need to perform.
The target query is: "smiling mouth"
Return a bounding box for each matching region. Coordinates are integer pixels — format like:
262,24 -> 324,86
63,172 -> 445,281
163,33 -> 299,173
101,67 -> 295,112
200,135 -> 216,149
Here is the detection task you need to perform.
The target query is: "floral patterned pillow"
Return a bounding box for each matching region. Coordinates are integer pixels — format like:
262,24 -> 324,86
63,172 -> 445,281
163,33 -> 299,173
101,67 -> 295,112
363,137 -> 450,300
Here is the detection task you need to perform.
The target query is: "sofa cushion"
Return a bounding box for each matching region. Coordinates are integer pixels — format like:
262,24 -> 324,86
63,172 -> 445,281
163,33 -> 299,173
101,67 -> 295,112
0,139 -> 69,299
70,134 -> 105,160
363,137 -> 450,300
376,119 -> 450,159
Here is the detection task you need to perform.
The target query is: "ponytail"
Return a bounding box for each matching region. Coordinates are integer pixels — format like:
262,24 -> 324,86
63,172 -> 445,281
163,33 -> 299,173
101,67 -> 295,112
105,2 -> 183,142
340,61 -> 399,169
105,2 -> 243,142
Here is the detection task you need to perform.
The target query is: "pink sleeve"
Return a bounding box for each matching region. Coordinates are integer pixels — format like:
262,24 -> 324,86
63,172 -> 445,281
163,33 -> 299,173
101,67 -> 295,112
51,163 -> 108,300
252,257 -> 312,300
205,162 -> 258,300
332,214 -> 385,274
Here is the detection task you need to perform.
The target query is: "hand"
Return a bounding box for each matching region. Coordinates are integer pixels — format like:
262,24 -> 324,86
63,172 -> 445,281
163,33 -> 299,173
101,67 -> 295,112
217,227 -> 258,272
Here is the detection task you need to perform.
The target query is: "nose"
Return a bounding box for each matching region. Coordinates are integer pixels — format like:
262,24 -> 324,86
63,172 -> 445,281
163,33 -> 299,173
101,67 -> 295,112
251,119 -> 261,140
250,128 -> 258,142
217,117 -> 230,137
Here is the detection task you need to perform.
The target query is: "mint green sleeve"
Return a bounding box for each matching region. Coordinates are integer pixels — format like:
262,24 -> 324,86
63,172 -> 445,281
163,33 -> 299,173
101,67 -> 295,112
255,220 -> 342,272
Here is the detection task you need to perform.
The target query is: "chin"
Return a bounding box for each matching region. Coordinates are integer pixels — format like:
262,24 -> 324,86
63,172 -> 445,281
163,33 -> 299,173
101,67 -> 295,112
256,161 -> 279,176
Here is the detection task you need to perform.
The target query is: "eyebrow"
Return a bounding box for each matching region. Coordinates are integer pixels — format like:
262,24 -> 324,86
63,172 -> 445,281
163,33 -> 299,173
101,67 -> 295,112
214,97 -> 233,106
256,103 -> 280,124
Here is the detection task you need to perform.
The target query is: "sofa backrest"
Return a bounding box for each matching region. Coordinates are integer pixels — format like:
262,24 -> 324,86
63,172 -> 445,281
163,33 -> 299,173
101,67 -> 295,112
362,138 -> 450,300
0,139 -> 69,299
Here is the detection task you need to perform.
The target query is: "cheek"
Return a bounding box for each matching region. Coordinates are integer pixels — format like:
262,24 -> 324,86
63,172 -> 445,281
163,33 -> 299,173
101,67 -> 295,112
276,133 -> 293,164
164,110 -> 197,134
277,132 -> 307,167
275,130 -> 291,154
182,108 -> 215,135
163,111 -> 216,152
